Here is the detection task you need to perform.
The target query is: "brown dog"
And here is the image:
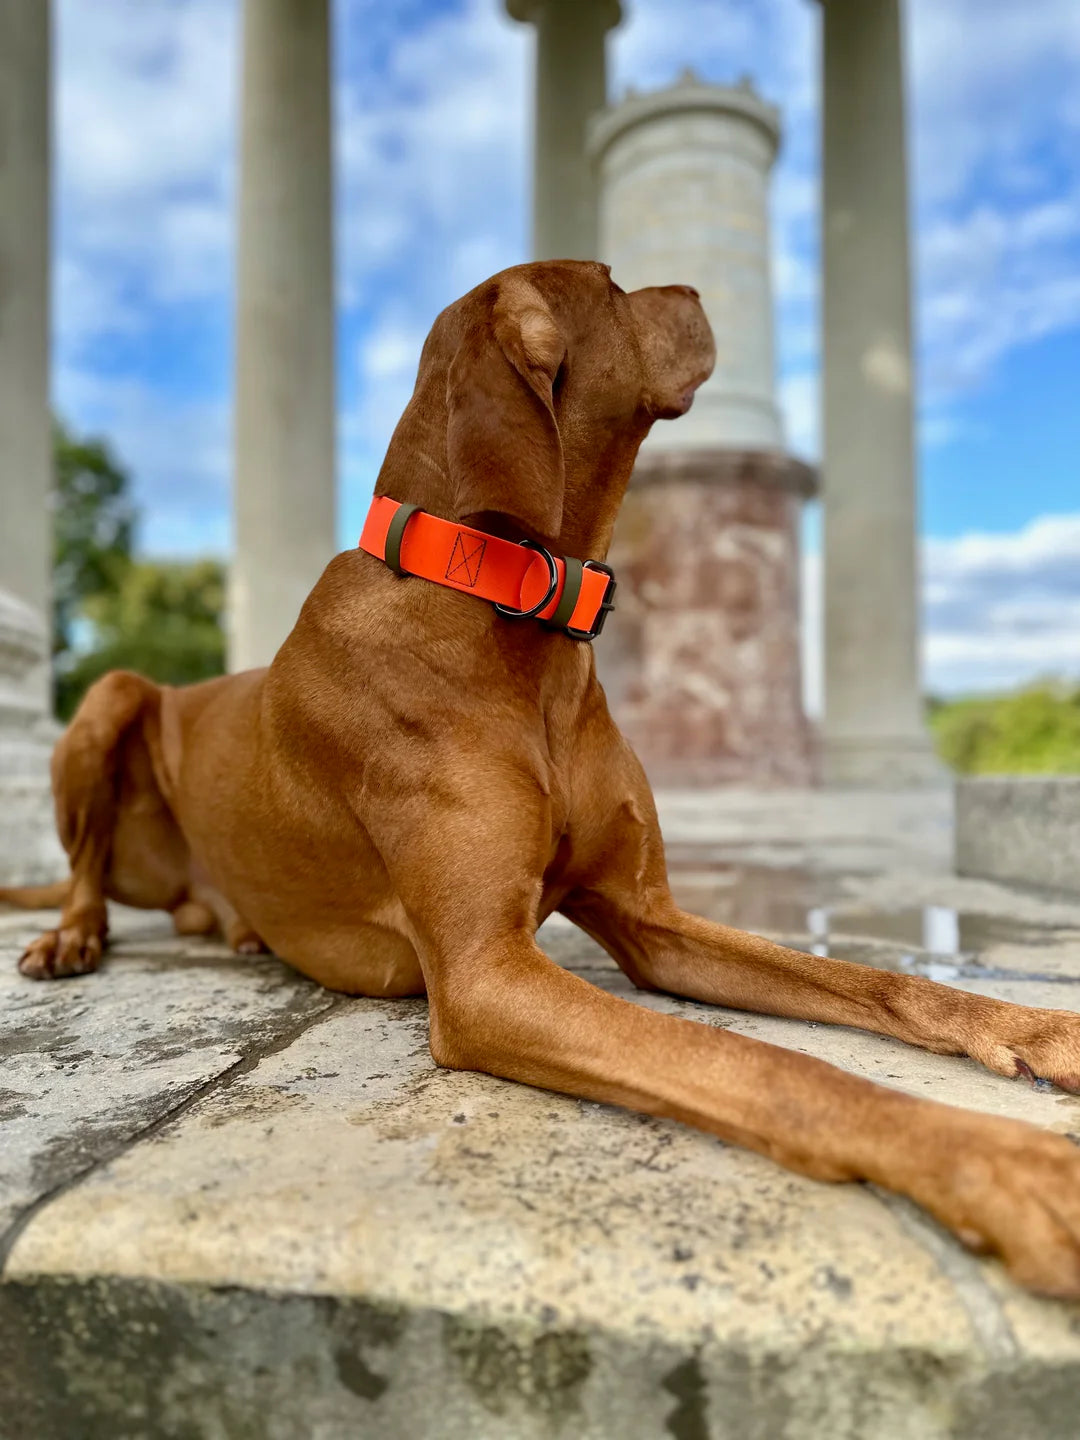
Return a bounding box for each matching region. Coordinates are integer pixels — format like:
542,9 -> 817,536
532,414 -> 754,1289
4,261 -> 1080,1297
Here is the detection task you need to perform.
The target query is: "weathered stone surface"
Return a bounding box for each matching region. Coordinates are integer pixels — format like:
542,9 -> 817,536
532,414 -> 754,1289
2,788 -> 1080,1437
10,1268 -> 1071,1440
0,590 -> 63,883
957,776 -> 1080,896
600,469 -> 814,787
4,971 -> 1072,1440
0,906 -> 334,1238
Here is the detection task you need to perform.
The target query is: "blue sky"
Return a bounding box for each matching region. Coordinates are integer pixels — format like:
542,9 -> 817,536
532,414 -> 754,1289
53,0 -> 1080,702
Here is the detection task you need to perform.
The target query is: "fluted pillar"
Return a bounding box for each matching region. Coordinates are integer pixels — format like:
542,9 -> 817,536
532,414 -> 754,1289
231,0 -> 336,672
821,0 -> 938,784
506,0 -> 621,260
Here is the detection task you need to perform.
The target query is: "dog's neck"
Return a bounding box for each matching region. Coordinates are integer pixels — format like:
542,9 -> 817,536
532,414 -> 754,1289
373,386 -> 649,562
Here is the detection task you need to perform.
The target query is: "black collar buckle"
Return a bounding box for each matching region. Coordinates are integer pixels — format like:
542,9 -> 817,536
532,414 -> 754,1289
565,560 -> 617,643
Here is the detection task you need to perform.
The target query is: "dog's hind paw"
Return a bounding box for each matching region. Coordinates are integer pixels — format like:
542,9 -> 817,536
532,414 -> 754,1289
18,921 -> 105,980
230,930 -> 268,956
225,917 -> 268,956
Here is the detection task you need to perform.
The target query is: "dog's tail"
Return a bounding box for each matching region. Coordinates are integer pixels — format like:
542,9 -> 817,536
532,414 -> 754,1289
0,880 -> 70,910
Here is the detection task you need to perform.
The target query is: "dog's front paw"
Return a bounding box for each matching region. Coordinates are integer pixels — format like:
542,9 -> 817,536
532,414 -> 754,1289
908,1114 -> 1080,1297
964,1001 -> 1080,1093
18,920 -> 105,980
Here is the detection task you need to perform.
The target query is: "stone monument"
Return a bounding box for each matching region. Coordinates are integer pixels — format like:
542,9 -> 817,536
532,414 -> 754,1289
589,72 -> 816,786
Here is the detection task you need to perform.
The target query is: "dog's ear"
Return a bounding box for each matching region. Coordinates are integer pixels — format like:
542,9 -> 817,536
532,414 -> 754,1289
447,277 -> 566,545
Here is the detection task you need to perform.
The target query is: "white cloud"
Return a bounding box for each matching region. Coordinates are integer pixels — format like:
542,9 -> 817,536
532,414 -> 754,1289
768,0 -> 1080,438
925,513 -> 1080,585
55,366 -> 231,557
907,0 -> 1080,414
331,0 -> 529,510
909,0 -> 1080,206
55,0 -> 237,357
802,514 -> 1080,712
918,191 -> 1080,395
50,0 -> 1080,609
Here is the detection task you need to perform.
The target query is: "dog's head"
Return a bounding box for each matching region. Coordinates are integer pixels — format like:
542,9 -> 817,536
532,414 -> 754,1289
377,261 -> 715,554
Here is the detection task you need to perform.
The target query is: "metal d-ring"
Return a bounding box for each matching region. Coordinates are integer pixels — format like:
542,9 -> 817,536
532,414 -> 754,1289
493,541 -> 559,621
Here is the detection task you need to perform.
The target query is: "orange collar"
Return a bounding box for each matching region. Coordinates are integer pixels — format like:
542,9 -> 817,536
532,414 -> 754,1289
359,496 -> 616,642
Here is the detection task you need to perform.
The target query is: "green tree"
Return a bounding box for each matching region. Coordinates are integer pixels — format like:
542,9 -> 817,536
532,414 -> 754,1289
52,419 -> 226,718
53,420 -> 137,680
931,684 -> 1080,774
62,560 -> 227,710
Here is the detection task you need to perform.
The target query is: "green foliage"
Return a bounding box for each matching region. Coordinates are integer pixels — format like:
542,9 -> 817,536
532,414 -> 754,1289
52,419 -> 226,719
60,561 -> 227,715
53,420 -> 136,665
931,684 -> 1080,774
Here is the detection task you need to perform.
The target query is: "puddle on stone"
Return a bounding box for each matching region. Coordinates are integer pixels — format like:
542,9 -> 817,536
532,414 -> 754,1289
665,860 -> 1080,983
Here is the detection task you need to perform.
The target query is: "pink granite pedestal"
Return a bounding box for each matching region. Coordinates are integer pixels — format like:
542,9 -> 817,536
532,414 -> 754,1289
599,448 -> 818,787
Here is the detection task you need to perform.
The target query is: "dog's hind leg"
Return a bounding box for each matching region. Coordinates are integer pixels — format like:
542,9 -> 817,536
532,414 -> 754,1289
18,671 -> 159,980
186,882 -> 268,956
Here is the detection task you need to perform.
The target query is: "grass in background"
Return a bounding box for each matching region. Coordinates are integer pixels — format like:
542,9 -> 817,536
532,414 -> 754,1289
930,684 -> 1080,774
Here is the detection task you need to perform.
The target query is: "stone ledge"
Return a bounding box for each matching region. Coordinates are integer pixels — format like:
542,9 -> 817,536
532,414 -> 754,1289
2,792 -> 1080,1437
2,1271 -> 1078,1440
956,776 -> 1080,896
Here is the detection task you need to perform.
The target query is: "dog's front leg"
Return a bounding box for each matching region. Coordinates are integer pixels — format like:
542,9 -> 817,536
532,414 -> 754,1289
367,762 -> 1080,1294
560,733 -> 1080,1094
422,928 -> 1080,1297
568,883 -> 1080,1093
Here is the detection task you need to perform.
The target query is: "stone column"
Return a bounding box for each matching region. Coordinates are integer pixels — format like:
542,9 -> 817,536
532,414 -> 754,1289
589,75 -> 816,786
231,0 -> 337,672
821,0 -> 938,784
506,0 -> 621,261
592,75 -> 785,453
0,0 -> 62,881
0,0 -> 50,700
